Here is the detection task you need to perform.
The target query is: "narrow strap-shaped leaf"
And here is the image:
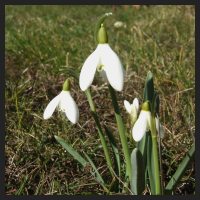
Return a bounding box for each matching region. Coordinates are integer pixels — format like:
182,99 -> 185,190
143,71 -> 154,106
137,71 -> 154,189
55,135 -> 109,190
103,124 -> 120,192
131,148 -> 145,195
55,135 -> 87,167
94,12 -> 112,45
59,68 -> 80,80
83,152 -> 105,184
103,124 -> 121,178
150,93 -> 161,195
147,131 -> 156,195
164,144 -> 195,195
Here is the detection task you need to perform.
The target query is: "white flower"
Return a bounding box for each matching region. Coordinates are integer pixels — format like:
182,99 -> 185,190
132,110 -> 151,142
124,98 -> 139,120
43,91 -> 79,124
132,111 -> 164,142
79,43 -> 124,91
114,21 -> 123,28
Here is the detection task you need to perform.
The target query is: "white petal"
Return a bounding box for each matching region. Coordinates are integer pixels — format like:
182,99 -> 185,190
130,104 -> 138,119
99,44 -> 124,91
145,111 -> 151,130
79,48 -> 100,91
124,100 -> 131,114
133,98 -> 139,113
155,117 -> 164,138
43,93 -> 62,119
60,91 -> 79,124
132,116 -> 147,142
97,66 -> 109,83
114,21 -> 123,28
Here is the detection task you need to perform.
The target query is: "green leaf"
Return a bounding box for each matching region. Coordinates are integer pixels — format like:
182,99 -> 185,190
55,135 -> 109,191
143,71 -> 154,106
103,124 -> 120,192
164,144 -> 195,195
130,148 -> 145,195
137,71 -> 155,189
83,152 -> 105,185
59,67 -> 79,80
147,131 -> 156,195
94,12 -> 112,45
55,135 -> 87,167
103,124 -> 121,178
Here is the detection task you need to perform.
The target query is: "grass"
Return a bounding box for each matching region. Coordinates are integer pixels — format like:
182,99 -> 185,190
5,5 -> 195,195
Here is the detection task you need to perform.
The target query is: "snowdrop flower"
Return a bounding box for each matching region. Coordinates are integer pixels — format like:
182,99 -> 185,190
79,24 -> 124,92
124,98 -> 139,126
132,101 -> 165,142
43,78 -> 79,124
114,21 -> 123,28
132,101 -> 151,142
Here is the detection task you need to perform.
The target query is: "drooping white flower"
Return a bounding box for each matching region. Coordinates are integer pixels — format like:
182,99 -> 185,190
132,101 -> 165,142
79,24 -> 124,92
114,21 -> 123,28
43,79 -> 79,124
132,108 -> 151,142
124,98 -> 139,121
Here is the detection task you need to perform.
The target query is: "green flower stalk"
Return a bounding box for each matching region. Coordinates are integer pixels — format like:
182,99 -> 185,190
109,85 -> 132,182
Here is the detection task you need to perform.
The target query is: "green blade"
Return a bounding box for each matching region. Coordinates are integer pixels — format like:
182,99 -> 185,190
143,71 -> 154,106
164,144 -> 195,195
130,148 -> 145,195
55,135 -> 108,190
103,124 -> 121,178
59,68 -> 79,80
83,152 -> 105,185
147,131 -> 156,195
55,135 -> 87,167
137,71 -> 154,189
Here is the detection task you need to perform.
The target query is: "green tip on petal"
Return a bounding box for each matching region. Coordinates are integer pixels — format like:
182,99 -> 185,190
63,78 -> 70,91
98,23 -> 108,44
142,101 -> 150,111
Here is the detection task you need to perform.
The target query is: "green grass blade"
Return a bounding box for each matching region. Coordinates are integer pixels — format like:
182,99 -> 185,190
164,144 -> 195,195
15,175 -> 29,195
94,12 -> 112,45
130,148 -> 145,195
83,152 -> 105,185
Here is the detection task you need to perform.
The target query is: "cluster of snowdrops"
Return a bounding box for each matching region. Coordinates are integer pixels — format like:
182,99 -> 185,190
42,13 -> 195,195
